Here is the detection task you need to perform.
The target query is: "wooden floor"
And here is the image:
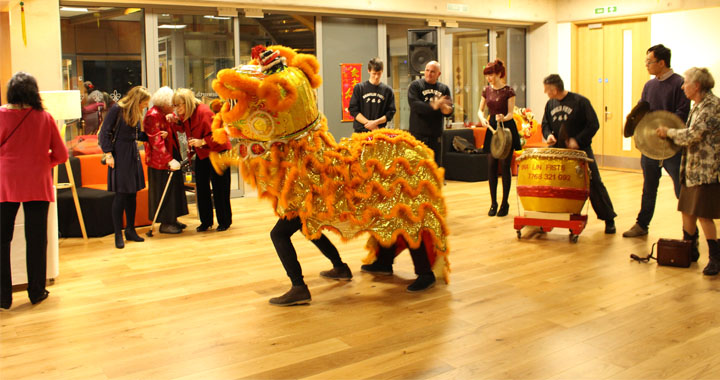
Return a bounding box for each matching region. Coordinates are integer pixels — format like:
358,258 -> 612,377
2,169 -> 720,380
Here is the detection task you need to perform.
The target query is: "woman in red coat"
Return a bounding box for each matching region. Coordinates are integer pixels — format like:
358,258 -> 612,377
172,89 -> 232,232
143,87 -> 188,234
0,72 -> 68,309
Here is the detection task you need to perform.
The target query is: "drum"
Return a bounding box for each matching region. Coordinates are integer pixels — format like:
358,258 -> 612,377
515,148 -> 591,214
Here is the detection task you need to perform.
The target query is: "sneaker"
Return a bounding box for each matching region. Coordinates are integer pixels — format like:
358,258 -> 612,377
159,223 -> 182,234
622,223 -> 648,238
407,273 -> 436,292
605,220 -> 616,234
320,263 -> 353,281
360,262 -> 393,275
269,285 -> 311,306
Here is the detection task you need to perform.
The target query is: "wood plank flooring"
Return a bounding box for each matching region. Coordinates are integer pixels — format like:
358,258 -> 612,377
2,168 -> 720,380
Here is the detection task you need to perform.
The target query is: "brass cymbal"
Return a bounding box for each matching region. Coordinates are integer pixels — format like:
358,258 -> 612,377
624,100 -> 650,138
634,110 -> 684,160
490,126 -> 512,159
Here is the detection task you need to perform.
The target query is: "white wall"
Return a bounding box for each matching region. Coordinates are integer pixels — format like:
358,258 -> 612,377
650,7 -> 720,82
527,20 -> 556,115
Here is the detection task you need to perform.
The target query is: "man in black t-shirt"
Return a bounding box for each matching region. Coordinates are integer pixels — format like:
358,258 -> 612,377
408,61 -> 453,166
348,58 -> 396,133
541,74 -> 617,234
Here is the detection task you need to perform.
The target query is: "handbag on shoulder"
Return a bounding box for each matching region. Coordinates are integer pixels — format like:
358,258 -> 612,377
630,238 -> 692,268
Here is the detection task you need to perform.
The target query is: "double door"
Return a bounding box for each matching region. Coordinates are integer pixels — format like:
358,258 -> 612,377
575,19 -> 649,168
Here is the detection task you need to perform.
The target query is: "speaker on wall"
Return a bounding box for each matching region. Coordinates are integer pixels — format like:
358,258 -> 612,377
407,28 -> 438,76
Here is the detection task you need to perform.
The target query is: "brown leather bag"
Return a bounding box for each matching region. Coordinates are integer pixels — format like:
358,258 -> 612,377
630,238 -> 692,268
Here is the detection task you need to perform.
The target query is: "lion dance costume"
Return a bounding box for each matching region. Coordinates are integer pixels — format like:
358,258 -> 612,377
208,45 -> 450,282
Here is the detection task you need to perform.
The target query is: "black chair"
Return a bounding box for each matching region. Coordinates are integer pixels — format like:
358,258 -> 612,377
56,156 -> 115,237
441,129 -> 489,182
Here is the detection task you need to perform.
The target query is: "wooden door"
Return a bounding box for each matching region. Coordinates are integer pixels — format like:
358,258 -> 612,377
575,19 -> 649,168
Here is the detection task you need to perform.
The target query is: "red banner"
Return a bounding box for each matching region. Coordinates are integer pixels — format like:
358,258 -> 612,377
341,63 -> 362,122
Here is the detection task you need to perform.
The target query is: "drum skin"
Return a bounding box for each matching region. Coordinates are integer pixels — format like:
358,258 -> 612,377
516,148 -> 590,214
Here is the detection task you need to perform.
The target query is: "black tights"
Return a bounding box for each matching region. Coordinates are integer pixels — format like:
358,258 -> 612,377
112,192 -> 137,234
375,241 -> 432,275
488,154 -> 512,206
270,217 -> 343,286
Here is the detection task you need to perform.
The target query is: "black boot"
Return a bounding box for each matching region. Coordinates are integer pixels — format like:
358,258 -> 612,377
683,230 -> 700,262
488,202 -> 498,217
125,228 -> 145,242
114,232 -> 125,249
703,240 -> 720,276
269,285 -> 311,306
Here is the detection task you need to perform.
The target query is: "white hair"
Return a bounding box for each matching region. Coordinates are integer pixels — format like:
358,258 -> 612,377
150,86 -> 174,107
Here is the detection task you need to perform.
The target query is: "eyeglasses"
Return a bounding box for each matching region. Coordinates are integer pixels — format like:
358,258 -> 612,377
645,59 -> 658,65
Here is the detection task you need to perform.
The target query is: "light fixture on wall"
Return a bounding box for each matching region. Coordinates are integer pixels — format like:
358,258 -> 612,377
217,7 -> 237,17
245,8 -> 264,18
444,20 -> 459,28
427,19 -> 441,27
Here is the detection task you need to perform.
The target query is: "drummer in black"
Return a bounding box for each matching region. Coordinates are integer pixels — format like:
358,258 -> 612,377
478,60 -> 521,217
541,74 -> 617,234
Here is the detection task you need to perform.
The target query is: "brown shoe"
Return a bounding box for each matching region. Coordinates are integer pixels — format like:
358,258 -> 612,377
320,263 -> 353,281
622,223 -> 648,237
269,285 -> 311,306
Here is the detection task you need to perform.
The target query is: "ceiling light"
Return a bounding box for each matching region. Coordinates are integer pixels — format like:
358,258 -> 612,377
245,8 -> 264,18
204,15 -> 231,20
124,8 -> 141,15
158,24 -> 187,29
60,7 -> 88,12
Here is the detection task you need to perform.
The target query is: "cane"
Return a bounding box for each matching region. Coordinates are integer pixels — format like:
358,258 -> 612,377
147,158 -> 189,237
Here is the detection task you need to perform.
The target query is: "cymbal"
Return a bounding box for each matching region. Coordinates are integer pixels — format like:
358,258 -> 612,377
624,100 -> 650,138
490,126 -> 512,159
634,110 -> 684,160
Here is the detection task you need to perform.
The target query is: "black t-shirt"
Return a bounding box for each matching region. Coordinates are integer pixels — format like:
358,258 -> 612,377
407,79 -> 452,138
541,91 -> 599,149
347,81 -> 396,132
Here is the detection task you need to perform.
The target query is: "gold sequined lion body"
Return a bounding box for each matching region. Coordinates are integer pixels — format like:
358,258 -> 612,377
209,46 -> 449,280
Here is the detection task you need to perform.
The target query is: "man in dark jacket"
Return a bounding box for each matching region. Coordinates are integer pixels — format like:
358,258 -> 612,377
408,61 -> 453,166
541,74 -> 617,234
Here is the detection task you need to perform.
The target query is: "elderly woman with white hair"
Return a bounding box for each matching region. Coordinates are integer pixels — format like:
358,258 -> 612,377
143,86 -> 188,234
657,67 -> 720,275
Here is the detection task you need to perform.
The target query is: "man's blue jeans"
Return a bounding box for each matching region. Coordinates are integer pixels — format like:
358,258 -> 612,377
637,152 -> 682,229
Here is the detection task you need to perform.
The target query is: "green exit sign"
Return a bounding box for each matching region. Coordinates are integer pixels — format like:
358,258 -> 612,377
595,6 -> 617,14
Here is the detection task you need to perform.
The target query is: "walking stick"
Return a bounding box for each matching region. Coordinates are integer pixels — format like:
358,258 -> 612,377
147,158 -> 188,237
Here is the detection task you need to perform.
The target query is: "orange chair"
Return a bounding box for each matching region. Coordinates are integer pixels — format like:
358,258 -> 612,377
76,152 -> 151,228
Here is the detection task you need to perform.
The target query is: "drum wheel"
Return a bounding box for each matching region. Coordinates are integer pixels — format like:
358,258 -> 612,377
569,233 -> 579,243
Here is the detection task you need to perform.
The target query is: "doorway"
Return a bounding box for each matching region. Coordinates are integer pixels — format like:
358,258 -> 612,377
574,18 -> 649,169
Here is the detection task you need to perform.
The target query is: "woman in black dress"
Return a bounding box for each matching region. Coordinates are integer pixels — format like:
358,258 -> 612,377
99,86 -> 151,249
477,60 -> 521,217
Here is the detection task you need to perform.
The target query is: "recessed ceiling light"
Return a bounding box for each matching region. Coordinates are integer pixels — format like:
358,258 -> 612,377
60,7 -> 89,12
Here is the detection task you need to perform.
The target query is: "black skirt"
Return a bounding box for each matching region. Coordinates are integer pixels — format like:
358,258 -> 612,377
147,167 -> 189,223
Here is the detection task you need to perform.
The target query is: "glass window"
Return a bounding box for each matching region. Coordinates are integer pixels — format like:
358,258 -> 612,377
449,29 -> 489,125
387,21 -> 426,131
60,6 -> 145,136
238,13 -> 316,61
157,14 -> 235,101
